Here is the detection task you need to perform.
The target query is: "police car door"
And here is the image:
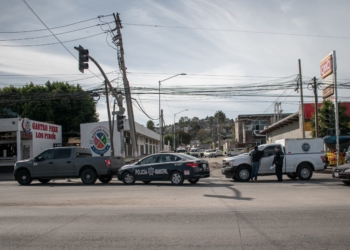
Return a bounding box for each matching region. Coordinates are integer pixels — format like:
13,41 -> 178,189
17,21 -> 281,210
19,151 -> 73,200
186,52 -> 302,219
155,154 -> 174,180
135,155 -> 159,181
259,146 -> 276,174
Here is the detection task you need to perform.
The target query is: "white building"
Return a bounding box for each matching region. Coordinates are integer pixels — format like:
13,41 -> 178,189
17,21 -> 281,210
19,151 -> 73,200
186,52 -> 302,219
0,118 -> 62,166
80,119 -> 160,157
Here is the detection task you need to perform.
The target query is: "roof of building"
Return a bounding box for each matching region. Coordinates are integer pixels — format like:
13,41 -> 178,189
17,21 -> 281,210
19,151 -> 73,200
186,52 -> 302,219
235,113 -> 292,121
259,111 -> 299,134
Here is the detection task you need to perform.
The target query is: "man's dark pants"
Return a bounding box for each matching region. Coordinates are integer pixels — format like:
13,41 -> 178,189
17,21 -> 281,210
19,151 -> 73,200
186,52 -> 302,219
275,164 -> 283,181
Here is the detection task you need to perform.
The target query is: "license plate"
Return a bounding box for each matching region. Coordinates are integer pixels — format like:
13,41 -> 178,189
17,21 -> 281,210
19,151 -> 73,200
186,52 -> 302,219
334,172 -> 339,177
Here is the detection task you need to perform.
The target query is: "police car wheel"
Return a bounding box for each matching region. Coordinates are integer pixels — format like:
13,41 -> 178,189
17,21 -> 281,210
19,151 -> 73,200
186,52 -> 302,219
143,181 -> 151,184
170,171 -> 184,185
297,165 -> 313,181
16,170 -> 32,185
342,181 -> 350,186
122,172 -> 135,185
188,178 -> 199,184
81,169 -> 97,185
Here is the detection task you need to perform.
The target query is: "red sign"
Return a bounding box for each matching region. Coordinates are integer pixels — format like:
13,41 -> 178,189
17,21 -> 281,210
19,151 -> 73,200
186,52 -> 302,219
320,55 -> 333,79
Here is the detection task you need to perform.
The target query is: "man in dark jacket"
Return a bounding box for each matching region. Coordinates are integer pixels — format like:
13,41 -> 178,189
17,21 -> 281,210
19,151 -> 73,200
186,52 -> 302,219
273,146 -> 284,182
250,146 -> 262,182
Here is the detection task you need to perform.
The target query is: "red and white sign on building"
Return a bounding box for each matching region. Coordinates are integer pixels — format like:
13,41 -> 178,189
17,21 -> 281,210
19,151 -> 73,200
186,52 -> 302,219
320,54 -> 333,79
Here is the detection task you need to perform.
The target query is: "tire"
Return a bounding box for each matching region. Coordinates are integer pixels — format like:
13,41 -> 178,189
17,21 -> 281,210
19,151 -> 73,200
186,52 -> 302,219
122,172 -> 135,185
235,166 -> 251,182
342,181 -> 350,186
99,176 -> 113,184
80,168 -> 97,185
188,178 -> 199,184
143,181 -> 151,184
170,171 -> 184,185
16,170 -> 32,185
287,173 -> 298,180
38,179 -> 51,184
297,165 -> 313,181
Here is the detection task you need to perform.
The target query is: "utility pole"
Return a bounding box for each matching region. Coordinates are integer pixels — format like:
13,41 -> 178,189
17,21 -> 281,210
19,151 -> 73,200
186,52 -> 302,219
333,51 -> 340,167
161,109 -> 163,150
311,77 -> 319,137
112,13 -> 138,159
298,59 -> 305,138
104,81 -> 114,156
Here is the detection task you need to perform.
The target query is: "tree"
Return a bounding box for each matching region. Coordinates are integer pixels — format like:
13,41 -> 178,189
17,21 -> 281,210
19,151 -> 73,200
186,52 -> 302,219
196,129 -> 210,143
309,100 -> 350,137
178,131 -> 191,145
214,110 -> 226,123
163,134 -> 179,148
146,120 -> 155,130
0,81 -> 99,132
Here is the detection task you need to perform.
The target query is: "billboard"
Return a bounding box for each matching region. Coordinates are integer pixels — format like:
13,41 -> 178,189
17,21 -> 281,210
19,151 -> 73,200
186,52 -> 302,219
320,54 -> 333,79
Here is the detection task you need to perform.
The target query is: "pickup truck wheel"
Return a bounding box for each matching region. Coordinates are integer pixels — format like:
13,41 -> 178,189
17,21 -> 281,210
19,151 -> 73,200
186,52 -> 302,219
16,170 -> 32,185
99,176 -> 112,184
188,178 -> 199,184
297,165 -> 313,180
38,179 -> 51,184
170,171 -> 184,185
122,172 -> 135,185
81,169 -> 97,185
287,173 -> 298,180
235,166 -> 251,182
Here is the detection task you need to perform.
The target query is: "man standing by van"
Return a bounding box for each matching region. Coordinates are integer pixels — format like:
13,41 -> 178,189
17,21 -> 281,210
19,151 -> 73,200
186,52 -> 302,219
250,146 -> 262,182
273,146 -> 284,182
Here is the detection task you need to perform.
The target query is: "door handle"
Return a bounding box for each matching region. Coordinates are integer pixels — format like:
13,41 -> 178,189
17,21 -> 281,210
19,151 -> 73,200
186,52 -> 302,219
49,162 -> 53,164
67,161 -> 71,163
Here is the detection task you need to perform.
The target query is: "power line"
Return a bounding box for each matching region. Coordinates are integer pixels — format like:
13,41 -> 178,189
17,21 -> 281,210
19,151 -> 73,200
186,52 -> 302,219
0,31 -> 107,47
123,23 -> 350,39
0,14 -> 113,33
0,21 -> 114,42
21,0 -> 103,81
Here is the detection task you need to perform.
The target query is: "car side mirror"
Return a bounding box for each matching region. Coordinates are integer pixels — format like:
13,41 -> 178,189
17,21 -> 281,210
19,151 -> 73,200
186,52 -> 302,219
34,156 -> 38,162
268,153 -> 273,156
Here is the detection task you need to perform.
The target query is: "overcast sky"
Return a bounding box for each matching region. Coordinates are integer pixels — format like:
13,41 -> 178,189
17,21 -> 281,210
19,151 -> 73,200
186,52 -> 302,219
1,0 -> 350,127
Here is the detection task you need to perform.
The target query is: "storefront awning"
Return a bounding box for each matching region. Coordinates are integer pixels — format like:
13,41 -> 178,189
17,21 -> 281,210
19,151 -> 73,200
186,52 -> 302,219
323,136 -> 350,144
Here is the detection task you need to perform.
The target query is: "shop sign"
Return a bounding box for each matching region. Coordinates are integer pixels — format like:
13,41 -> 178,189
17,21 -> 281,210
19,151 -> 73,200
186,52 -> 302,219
323,84 -> 334,99
320,54 -> 333,79
31,122 -> 60,140
22,118 -> 31,133
21,131 -> 32,140
89,126 -> 111,155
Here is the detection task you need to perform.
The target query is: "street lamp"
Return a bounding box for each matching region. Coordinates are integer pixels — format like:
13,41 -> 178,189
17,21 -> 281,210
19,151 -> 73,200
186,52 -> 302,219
159,73 -> 186,150
174,109 -> 188,151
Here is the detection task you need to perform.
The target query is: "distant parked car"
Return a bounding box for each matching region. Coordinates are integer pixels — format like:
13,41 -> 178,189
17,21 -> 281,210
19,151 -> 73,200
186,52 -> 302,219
204,149 -> 216,158
215,150 -> 224,157
346,146 -> 350,163
333,166 -> 350,185
227,148 -> 245,157
189,148 -> 200,158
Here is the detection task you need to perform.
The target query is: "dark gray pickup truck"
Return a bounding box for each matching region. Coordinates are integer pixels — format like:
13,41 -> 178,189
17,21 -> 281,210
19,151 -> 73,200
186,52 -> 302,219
13,147 -> 124,185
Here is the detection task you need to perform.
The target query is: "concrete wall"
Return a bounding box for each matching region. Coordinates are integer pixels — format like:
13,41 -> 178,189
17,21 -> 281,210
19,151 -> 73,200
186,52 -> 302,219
265,120 -> 312,143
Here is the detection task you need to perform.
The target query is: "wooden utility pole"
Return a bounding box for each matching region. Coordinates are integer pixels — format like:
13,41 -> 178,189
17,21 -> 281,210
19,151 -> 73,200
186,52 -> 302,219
298,59 -> 305,138
112,13 -> 139,159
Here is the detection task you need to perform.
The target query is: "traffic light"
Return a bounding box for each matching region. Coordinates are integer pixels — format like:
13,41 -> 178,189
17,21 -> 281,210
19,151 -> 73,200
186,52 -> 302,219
77,45 -> 89,73
117,115 -> 125,131
325,108 -> 334,127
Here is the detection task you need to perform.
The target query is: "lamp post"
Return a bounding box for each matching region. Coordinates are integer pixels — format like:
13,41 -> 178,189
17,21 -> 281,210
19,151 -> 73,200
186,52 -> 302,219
174,109 -> 188,151
159,73 -> 186,150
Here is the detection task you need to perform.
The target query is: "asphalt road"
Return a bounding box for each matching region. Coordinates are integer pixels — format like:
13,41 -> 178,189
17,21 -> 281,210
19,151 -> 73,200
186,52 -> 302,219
1,159 -> 350,250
